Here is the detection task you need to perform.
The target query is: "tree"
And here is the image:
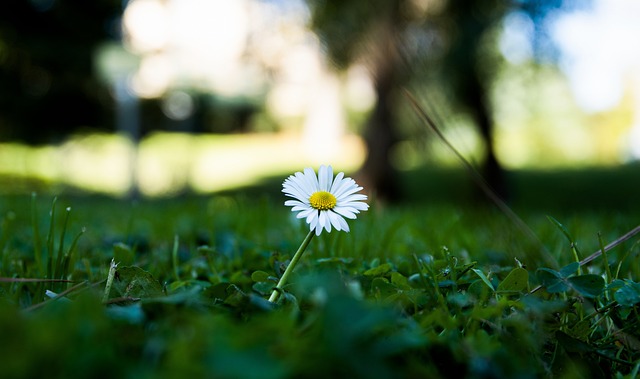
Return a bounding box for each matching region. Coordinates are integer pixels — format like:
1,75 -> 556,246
306,0 -> 589,202
0,0 -> 120,144
308,0 -> 406,201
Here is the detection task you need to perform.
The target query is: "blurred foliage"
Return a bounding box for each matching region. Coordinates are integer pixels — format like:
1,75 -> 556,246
306,0 -> 593,200
0,0 -> 121,143
0,0 -> 596,160
0,192 -> 638,378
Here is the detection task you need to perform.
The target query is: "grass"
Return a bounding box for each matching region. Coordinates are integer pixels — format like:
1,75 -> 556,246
0,165 -> 639,378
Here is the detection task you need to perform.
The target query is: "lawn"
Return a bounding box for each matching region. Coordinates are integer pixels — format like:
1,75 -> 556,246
0,165 -> 639,378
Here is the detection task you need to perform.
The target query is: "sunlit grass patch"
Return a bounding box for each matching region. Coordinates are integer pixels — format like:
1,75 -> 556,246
0,132 -> 365,197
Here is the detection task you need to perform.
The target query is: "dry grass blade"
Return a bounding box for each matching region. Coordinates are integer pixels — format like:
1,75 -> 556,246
529,224 -> 640,294
580,225 -> 640,266
23,281 -> 88,312
0,278 -> 75,283
402,89 -> 557,268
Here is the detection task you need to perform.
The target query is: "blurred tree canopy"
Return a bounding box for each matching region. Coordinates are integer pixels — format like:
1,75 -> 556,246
0,0 -> 593,200
0,0 -> 120,144
306,0 -> 590,201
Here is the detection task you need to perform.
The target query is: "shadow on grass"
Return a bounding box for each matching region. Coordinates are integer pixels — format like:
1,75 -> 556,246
398,162 -> 640,212
0,162 -> 637,214
238,162 -> 640,213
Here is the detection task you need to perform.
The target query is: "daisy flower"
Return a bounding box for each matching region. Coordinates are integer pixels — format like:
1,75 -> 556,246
283,165 -> 369,236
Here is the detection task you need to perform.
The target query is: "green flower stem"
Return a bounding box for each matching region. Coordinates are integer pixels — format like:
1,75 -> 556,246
269,229 -> 315,303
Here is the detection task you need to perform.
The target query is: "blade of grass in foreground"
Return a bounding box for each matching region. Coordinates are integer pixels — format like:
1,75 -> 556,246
54,207 -> 71,281
61,227 -> 86,285
46,197 -> 57,279
0,211 -> 15,277
403,89 -> 557,268
30,192 -> 43,275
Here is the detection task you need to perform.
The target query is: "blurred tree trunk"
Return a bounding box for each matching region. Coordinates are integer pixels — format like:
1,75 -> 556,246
308,0 -> 511,203
361,67 -> 401,202
465,72 -> 509,201
359,10 -> 403,202
444,0 -> 509,201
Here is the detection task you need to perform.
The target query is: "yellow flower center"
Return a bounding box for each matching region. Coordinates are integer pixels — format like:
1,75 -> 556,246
309,191 -> 337,210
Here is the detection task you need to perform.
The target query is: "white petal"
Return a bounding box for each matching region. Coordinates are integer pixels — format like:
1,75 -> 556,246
303,168 -> 319,193
283,180 -> 309,202
284,175 -> 303,198
332,178 -> 358,199
317,165 -> 326,191
285,200 -> 307,208
291,173 -> 314,198
329,172 -> 344,193
333,204 -> 358,213
319,210 -> 333,234
292,205 -> 310,212
294,172 -> 313,195
326,166 -> 334,191
330,177 -> 351,197
318,165 -> 332,192
339,194 -> 368,203
306,209 -> 318,224
309,212 -> 319,231
333,206 -> 357,219
346,201 -> 369,211
336,212 -> 350,232
298,207 -> 314,216
340,193 -> 368,201
327,211 -> 343,231
335,187 -> 365,201
318,210 -> 327,228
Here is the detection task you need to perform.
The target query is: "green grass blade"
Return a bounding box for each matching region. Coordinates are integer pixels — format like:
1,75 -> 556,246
61,227 -> 86,285
597,232 -> 612,284
54,207 -> 71,281
172,234 -> 180,282
472,268 -> 494,292
546,215 -> 573,243
547,215 -> 582,271
30,192 -> 43,275
46,197 -> 57,279
0,211 -> 16,277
